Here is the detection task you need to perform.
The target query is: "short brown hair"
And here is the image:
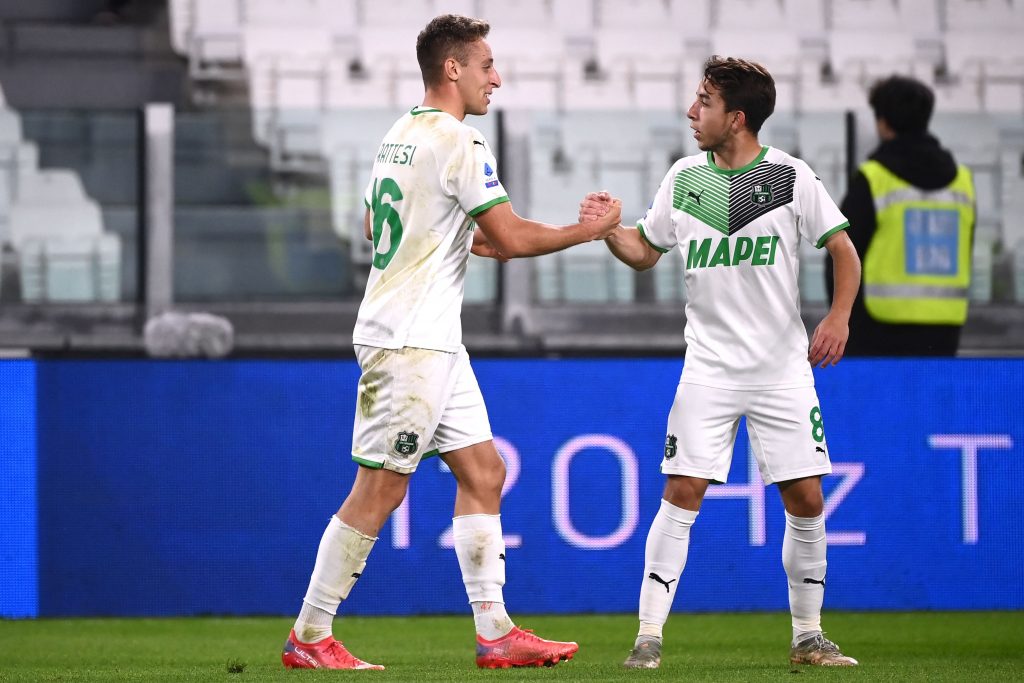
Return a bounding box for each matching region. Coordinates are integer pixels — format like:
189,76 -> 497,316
702,56 -> 776,133
416,14 -> 491,87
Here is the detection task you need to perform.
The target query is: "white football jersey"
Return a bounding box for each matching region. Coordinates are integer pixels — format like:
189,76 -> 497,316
638,146 -> 849,389
354,107 -> 509,352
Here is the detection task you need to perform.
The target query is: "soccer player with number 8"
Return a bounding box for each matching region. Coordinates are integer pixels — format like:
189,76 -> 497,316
580,56 -> 862,670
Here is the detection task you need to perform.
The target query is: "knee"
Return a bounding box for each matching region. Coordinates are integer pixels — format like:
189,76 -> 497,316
354,469 -> 410,513
785,490 -> 824,518
662,476 -> 706,512
474,458 -> 506,499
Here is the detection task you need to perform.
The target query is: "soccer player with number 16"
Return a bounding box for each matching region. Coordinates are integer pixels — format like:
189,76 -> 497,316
282,14 -> 621,671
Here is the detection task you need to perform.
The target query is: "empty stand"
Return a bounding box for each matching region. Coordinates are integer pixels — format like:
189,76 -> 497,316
159,0 -> 1024,308
10,170 -> 120,302
945,0 -> 1024,29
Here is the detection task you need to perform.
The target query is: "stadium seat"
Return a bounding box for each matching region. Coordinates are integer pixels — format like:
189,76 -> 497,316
561,60 -> 636,110
712,29 -> 802,80
945,30 -> 1024,80
168,0 -> 191,55
596,0 -> 673,28
632,61 -> 689,112
715,0 -> 793,30
783,0 -> 828,37
487,27 -> 565,68
247,57 -> 326,170
929,75 -> 984,112
244,0 -> 326,27
243,25 -> 332,65
10,170 -> 120,302
323,57 -> 396,110
982,80 -> 1024,113
945,0 -> 1024,29
493,65 -> 562,111
550,0 -> 596,36
830,0 -> 903,29
359,0 -> 454,28
188,0 -> 245,80
828,30 -> 932,85
596,26 -> 685,67
798,63 -> 869,112
0,110 -> 38,247
899,0 -> 942,35
476,0 -> 552,28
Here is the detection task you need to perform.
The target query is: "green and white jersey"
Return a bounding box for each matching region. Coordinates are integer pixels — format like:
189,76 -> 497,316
638,146 -> 848,390
354,107 -> 509,352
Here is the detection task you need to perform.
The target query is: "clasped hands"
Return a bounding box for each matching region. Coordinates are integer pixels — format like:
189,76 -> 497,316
579,191 -> 622,239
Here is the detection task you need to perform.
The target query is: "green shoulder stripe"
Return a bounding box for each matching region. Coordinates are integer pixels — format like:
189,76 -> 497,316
816,221 -> 850,248
637,222 -> 670,254
469,196 -> 509,216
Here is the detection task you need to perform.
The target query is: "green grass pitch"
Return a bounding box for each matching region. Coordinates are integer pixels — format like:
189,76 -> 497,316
1,612 -> 1022,681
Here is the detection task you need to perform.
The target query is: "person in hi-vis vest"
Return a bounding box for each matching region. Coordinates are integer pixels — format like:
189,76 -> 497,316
826,75 -> 975,356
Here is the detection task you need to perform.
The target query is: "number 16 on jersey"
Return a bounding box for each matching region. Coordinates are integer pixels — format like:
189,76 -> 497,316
371,177 -> 404,270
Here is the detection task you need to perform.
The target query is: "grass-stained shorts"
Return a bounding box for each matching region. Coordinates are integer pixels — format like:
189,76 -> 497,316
351,345 -> 492,474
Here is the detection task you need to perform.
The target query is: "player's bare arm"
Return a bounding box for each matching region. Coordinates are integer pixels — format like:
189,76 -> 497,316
473,199 -> 621,259
579,192 -> 661,271
471,228 -> 509,262
363,209 -> 372,241
809,230 -> 861,367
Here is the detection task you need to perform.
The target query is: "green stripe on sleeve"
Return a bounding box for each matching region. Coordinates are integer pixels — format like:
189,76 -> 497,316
468,195 -> 510,216
352,456 -> 384,469
815,221 -> 850,248
637,222 -> 670,254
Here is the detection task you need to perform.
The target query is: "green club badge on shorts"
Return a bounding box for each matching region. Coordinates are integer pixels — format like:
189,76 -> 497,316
394,431 -> 420,455
664,434 -> 678,459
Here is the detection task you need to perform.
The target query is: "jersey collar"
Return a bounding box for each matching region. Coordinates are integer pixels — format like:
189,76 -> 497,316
706,145 -> 769,176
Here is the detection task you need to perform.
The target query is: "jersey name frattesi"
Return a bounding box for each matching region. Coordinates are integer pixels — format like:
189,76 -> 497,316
674,160 -> 796,269
375,142 -> 418,166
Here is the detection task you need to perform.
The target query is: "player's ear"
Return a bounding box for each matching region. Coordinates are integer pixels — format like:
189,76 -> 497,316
732,110 -> 747,133
444,56 -> 460,82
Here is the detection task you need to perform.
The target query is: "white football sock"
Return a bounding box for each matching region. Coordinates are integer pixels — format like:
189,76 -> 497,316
471,601 -> 514,641
453,514 -> 513,640
637,499 -> 698,640
293,515 -> 377,644
782,511 -> 827,642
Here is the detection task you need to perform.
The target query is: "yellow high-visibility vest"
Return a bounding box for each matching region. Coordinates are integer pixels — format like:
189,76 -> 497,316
860,159 -> 974,325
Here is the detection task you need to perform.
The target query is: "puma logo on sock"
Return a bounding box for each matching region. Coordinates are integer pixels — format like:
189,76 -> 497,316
649,572 -> 676,593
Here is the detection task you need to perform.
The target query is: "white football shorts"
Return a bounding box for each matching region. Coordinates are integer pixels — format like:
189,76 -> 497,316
661,381 -> 832,485
351,344 -> 492,474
